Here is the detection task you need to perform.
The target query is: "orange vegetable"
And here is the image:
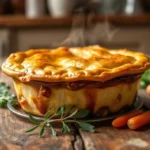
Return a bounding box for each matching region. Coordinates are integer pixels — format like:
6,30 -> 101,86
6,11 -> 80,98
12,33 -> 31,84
112,110 -> 143,128
127,111 -> 150,130
146,85 -> 150,96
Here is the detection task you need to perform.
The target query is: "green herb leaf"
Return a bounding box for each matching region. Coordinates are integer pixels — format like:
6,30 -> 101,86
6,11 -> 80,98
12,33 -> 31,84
46,122 -> 51,127
51,126 -> 57,136
140,80 -> 147,89
67,105 -> 76,113
78,122 -> 95,132
11,99 -> 18,105
29,115 -> 40,124
44,110 -> 51,119
26,105 -> 95,137
26,126 -> 39,133
0,82 -> 17,108
56,105 -> 66,116
40,125 -> 45,137
73,109 -> 90,118
64,109 -> 78,119
0,99 -> 7,108
55,106 -> 61,115
62,122 -> 70,133
60,105 -> 66,116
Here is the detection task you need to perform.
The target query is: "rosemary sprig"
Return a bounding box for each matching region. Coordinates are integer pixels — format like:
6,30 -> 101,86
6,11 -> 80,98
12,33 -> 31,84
26,105 -> 95,137
0,82 -> 17,108
0,82 -> 95,136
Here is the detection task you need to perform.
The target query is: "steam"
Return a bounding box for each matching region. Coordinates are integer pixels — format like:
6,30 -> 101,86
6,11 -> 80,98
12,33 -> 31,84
89,21 -> 120,42
60,13 -> 86,47
58,13 -> 120,47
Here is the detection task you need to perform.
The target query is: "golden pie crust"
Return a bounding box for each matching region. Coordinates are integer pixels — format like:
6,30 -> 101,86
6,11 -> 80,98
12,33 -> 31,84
2,45 -> 150,83
2,45 -> 150,116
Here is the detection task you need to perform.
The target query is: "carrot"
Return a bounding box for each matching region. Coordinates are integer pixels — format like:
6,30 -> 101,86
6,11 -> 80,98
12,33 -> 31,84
146,85 -> 150,96
112,110 -> 143,128
127,110 -> 150,130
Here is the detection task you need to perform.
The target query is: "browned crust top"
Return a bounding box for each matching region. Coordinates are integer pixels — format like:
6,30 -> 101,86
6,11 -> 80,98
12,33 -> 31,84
2,45 -> 150,82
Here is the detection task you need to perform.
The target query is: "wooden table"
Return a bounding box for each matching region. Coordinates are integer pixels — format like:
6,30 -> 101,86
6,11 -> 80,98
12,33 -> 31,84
0,74 -> 150,150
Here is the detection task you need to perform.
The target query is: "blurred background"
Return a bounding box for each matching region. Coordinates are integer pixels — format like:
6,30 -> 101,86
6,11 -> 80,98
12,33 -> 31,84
0,0 -> 150,57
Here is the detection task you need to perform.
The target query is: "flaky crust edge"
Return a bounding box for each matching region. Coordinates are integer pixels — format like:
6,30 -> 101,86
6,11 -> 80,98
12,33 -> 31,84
2,47 -> 150,83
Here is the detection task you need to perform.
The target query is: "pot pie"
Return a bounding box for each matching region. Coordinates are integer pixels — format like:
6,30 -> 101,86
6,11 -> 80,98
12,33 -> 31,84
2,45 -> 150,116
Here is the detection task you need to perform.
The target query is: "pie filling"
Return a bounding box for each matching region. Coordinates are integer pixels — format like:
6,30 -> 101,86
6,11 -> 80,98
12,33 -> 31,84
13,75 -> 140,116
30,74 -> 141,90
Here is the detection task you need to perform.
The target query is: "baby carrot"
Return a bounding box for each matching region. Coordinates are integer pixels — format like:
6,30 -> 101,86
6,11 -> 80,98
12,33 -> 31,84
112,110 -> 143,128
127,111 -> 150,130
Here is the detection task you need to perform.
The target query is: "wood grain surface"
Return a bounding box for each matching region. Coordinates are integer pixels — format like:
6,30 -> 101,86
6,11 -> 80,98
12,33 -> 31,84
0,73 -> 150,150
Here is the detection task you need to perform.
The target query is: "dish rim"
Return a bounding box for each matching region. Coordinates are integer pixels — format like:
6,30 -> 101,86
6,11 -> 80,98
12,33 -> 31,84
7,96 -> 143,122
